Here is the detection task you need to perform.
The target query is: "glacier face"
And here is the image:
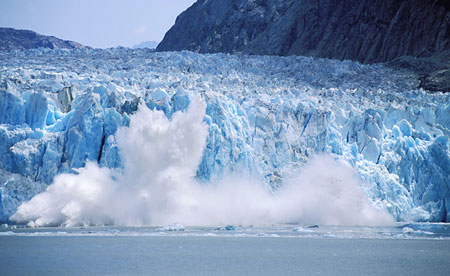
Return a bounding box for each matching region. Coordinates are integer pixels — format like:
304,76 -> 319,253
0,48 -> 449,223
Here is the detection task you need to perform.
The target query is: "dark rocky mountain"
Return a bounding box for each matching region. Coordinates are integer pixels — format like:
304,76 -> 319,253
157,0 -> 450,91
0,28 -> 87,51
158,0 -> 449,63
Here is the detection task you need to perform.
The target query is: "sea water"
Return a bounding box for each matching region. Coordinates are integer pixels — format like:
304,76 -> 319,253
1,224 -> 449,276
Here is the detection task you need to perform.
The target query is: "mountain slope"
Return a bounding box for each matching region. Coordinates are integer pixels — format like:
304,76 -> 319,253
0,28 -> 87,51
157,0 -> 449,63
132,41 -> 159,49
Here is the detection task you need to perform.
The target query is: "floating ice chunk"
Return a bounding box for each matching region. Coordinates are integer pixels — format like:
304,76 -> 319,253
292,226 -> 313,232
225,225 -> 236,231
402,226 -> 434,236
216,225 -> 236,231
402,227 -> 414,234
160,223 -> 185,231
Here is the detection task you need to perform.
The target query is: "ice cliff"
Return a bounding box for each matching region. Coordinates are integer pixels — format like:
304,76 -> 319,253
0,48 -> 449,223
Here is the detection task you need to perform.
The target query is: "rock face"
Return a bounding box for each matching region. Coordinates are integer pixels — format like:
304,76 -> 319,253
0,28 -> 87,51
157,0 -> 449,64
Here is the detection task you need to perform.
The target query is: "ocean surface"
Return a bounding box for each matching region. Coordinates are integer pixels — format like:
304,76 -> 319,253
1,224 -> 450,276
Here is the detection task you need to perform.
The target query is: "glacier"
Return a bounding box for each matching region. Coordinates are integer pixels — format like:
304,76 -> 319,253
0,47 -> 449,224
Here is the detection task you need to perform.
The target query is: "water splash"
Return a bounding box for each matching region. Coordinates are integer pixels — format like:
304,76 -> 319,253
11,96 -> 394,227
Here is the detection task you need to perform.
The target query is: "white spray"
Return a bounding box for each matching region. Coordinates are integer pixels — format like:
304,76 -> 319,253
11,96 -> 394,227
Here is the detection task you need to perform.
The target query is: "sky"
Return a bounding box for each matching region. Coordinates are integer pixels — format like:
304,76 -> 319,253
0,0 -> 196,48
